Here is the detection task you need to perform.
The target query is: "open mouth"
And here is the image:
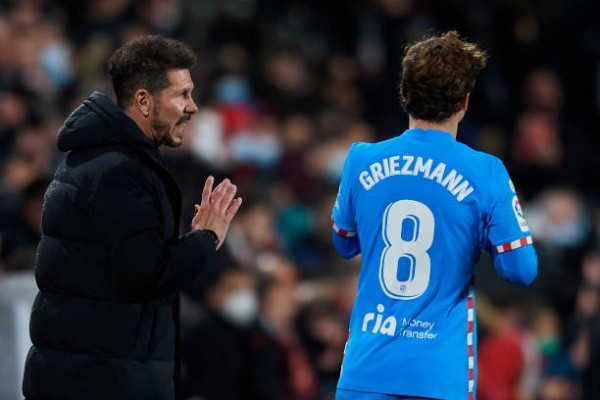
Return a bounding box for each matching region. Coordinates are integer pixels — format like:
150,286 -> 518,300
176,122 -> 188,134
177,115 -> 191,126
173,115 -> 192,139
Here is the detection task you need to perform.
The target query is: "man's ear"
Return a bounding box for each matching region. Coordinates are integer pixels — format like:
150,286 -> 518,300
132,89 -> 152,117
460,92 -> 470,113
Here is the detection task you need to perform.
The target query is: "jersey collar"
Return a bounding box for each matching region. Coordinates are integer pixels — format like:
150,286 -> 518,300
401,128 -> 456,142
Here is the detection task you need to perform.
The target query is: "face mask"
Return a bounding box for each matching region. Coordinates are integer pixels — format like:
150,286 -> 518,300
215,76 -> 251,104
547,215 -> 590,247
326,149 -> 347,182
41,42 -> 74,88
230,130 -> 281,167
221,289 -> 259,328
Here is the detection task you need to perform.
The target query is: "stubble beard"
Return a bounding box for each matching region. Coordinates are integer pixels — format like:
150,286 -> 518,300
150,102 -> 180,148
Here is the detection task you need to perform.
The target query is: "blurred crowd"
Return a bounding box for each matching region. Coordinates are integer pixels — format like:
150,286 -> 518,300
0,0 -> 599,399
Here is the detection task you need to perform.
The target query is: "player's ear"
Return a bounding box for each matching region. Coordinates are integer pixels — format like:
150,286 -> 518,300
460,93 -> 470,113
132,89 -> 153,118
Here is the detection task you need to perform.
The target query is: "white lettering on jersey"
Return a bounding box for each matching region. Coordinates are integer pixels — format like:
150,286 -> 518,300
413,157 -> 432,177
358,155 -> 474,202
361,304 -> 396,336
360,304 -> 439,340
400,155 -> 414,175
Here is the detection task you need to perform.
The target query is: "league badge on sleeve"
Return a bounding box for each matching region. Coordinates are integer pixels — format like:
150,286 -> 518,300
512,196 -> 530,232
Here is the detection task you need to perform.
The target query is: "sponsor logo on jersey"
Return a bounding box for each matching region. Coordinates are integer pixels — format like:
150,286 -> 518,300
360,304 -> 438,340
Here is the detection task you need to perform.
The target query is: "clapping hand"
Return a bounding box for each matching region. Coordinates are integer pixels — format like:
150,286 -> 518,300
191,176 -> 242,249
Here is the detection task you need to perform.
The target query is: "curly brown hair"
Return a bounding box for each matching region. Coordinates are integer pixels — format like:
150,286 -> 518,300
108,35 -> 197,109
399,31 -> 488,122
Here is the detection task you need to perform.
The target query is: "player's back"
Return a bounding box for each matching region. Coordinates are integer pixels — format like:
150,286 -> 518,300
335,128 -> 502,399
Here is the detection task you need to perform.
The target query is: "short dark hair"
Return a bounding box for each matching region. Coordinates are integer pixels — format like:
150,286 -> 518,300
108,35 -> 197,108
399,31 -> 488,122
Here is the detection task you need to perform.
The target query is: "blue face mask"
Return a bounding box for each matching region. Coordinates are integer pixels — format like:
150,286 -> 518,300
547,214 -> 590,247
215,76 -> 251,104
41,42 -> 74,88
326,149 -> 347,182
230,128 -> 281,167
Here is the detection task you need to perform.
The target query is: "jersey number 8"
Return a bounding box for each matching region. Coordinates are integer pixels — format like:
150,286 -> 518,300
379,200 -> 435,299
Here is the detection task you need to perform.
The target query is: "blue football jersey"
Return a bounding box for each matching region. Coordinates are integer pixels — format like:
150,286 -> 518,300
332,128 -> 534,399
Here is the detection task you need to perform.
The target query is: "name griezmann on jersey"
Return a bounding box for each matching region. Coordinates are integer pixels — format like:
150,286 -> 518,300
358,155 -> 474,202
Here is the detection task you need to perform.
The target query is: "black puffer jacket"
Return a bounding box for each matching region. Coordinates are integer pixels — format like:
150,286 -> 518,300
23,92 -> 217,400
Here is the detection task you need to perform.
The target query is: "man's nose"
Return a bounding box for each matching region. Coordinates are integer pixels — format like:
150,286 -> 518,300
186,98 -> 198,114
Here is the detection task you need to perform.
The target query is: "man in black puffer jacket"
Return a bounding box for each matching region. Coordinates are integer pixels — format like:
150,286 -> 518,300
22,35 -> 242,400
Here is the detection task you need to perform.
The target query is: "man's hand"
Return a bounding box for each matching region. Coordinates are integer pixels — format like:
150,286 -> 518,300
191,176 -> 242,249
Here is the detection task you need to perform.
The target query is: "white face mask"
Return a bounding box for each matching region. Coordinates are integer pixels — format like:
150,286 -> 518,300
220,289 -> 259,328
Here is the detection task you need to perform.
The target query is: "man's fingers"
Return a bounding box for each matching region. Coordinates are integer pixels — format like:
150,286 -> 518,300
213,178 -> 228,191
225,197 -> 243,221
220,184 -> 237,211
209,178 -> 229,208
201,176 -> 214,205
211,180 -> 226,199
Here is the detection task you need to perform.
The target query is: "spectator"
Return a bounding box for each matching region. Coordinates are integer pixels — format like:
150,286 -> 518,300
181,261 -> 267,400
253,256 -> 318,400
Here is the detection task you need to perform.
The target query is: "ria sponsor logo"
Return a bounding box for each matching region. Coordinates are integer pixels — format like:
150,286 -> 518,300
361,304 -> 438,339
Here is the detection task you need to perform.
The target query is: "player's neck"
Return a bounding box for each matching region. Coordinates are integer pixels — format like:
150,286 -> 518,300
408,115 -> 460,139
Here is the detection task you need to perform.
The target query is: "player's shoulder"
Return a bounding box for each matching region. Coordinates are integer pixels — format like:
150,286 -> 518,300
345,141 -> 373,163
454,141 -> 505,170
348,140 -> 376,152
348,136 -> 399,157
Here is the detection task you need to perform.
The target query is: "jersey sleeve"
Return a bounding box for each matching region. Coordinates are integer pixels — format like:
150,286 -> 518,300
484,158 -> 537,285
331,144 -> 358,237
485,158 -> 532,250
331,232 -> 361,259
493,246 -> 537,285
331,144 -> 360,258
